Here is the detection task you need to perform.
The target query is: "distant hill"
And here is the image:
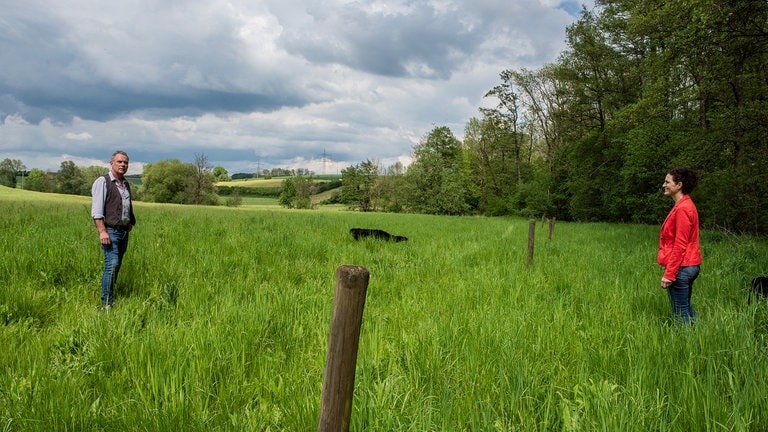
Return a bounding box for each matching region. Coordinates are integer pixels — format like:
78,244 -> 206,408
215,177 -> 341,199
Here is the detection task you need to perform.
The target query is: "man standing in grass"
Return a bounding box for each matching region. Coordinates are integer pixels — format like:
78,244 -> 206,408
658,167 -> 701,323
91,150 -> 136,310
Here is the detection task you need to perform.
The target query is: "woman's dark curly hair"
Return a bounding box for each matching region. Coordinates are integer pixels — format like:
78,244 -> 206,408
667,167 -> 698,195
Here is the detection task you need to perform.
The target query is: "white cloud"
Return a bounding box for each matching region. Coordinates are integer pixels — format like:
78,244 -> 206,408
0,0 -> 592,174
3,114 -> 29,125
64,132 -> 93,141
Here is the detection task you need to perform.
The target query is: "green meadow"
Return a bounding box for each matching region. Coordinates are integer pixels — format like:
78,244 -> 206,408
1,186 -> 767,431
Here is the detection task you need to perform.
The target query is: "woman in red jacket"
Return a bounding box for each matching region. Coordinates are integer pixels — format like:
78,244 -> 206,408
658,168 -> 702,323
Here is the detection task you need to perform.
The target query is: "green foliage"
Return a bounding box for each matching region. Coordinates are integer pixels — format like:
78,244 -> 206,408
278,176 -> 313,209
230,172 -> 254,180
216,185 -> 282,197
372,162 -> 406,213
321,190 -> 343,205
511,161 -> 557,218
464,117 -> 524,215
192,173 -> 218,205
212,166 -> 229,182
0,158 -> 24,188
224,189 -> 242,207
55,161 -> 87,195
404,127 -> 471,215
341,160 -> 378,211
190,153 -> 218,205
8,0 -> 768,233
22,169 -> 54,192
315,179 -> 342,193
140,159 -> 215,205
565,0 -> 768,231
278,177 -> 297,208
79,166 -> 110,195
453,0 -> 767,232
2,191 -> 768,430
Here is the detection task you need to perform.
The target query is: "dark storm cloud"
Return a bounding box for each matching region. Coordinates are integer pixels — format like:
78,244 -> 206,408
3,84 -> 306,123
276,1 -> 580,79
280,3 -> 484,79
0,1 -> 308,123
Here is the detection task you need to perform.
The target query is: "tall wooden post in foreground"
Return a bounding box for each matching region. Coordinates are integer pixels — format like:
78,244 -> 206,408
318,265 -> 370,432
527,219 -> 536,265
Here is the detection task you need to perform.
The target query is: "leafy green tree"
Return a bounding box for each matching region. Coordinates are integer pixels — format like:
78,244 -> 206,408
555,9 -> 638,221
212,166 -> 229,182
23,169 -> 54,192
278,176 -> 313,209
505,66 -> 567,168
403,126 -> 471,215
590,0 -> 768,230
56,161 -> 86,195
464,116 -> 522,216
80,165 -> 110,195
511,158 -> 558,218
483,77 -> 529,183
498,67 -> 572,219
341,160 -> 379,212
0,158 -> 24,188
191,153 -> 218,205
141,159 -> 198,204
372,162 -> 406,212
278,177 -> 297,208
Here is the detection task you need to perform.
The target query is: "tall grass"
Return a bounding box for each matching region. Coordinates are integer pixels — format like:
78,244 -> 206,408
1,186 -> 767,431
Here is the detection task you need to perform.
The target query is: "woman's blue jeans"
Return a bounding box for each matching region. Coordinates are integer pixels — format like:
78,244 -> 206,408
101,227 -> 130,306
667,265 -> 700,324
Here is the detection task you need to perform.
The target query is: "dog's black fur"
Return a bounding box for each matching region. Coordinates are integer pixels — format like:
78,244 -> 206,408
350,228 -> 407,242
750,276 -> 768,304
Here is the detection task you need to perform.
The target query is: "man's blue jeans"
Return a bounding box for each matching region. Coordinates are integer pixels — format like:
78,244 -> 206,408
667,265 -> 700,324
101,227 -> 130,307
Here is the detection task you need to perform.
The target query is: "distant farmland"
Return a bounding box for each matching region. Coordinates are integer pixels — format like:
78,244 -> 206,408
216,176 -> 342,201
217,178 -> 286,188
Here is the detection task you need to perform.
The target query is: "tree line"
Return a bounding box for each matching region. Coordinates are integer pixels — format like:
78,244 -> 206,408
3,1 -> 765,233
0,155 -> 228,205
0,159 -> 108,196
341,0 -> 768,234
0,153 -> 327,208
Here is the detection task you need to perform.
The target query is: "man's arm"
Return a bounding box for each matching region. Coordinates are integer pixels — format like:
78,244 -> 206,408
91,176 -> 111,245
93,217 -> 111,245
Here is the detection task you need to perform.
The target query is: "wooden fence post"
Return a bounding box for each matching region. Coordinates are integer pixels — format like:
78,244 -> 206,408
527,219 -> 536,265
318,265 -> 370,432
548,217 -> 555,241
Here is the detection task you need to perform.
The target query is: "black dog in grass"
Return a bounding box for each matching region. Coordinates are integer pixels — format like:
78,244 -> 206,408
350,228 -> 408,242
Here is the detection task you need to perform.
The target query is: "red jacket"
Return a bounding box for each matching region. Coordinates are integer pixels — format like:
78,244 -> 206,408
657,195 -> 702,281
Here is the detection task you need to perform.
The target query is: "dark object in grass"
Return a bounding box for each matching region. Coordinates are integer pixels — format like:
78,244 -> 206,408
750,276 -> 768,304
350,228 -> 408,242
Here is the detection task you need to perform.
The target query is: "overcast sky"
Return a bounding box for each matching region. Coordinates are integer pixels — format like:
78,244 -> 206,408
1,0 -> 591,176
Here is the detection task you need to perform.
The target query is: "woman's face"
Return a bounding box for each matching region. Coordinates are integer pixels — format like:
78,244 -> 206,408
662,174 -> 682,197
